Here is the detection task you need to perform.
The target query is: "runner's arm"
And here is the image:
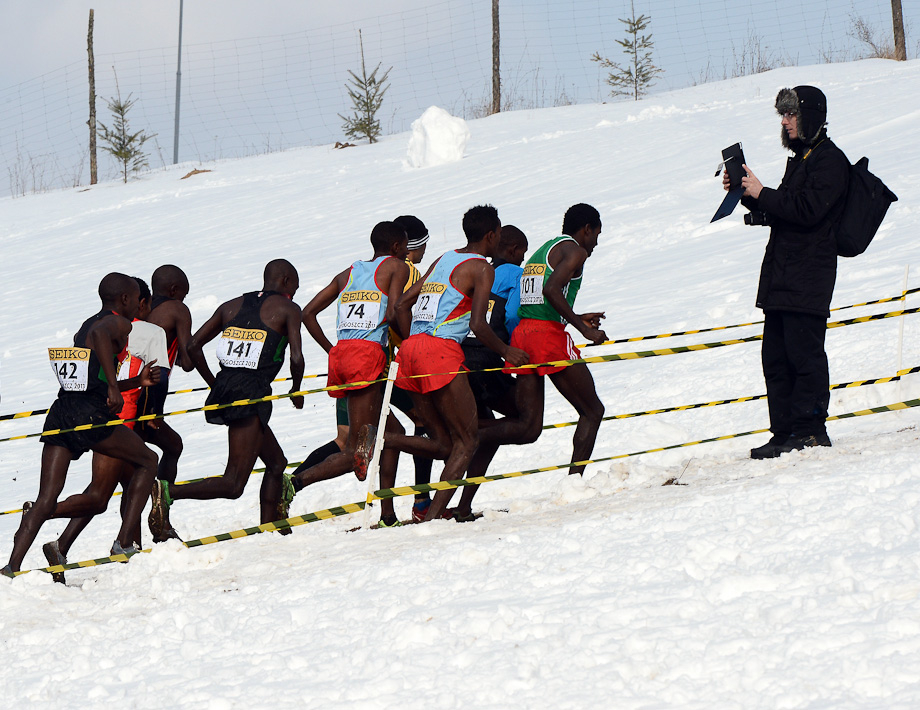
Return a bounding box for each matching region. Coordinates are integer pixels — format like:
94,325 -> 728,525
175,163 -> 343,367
86,317 -> 129,413
383,260 -> 410,339
394,260 -> 437,338
544,244 -> 607,344
118,359 -> 161,391
284,300 -> 305,409
187,305 -> 230,388
302,269 -> 348,354
468,262 -> 528,366
173,303 -> 196,372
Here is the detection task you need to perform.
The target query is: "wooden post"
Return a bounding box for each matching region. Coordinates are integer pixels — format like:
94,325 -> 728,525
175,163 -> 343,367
491,0 -> 500,114
87,9 -> 97,185
891,0 -> 907,61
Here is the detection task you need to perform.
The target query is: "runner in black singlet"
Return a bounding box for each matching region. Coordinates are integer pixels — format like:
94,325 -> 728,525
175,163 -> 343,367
148,260 -> 304,538
3,273 -> 160,577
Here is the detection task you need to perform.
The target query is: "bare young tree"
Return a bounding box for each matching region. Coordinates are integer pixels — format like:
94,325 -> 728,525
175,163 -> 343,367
849,15 -> 897,59
591,1 -> 662,101
87,9 -> 97,185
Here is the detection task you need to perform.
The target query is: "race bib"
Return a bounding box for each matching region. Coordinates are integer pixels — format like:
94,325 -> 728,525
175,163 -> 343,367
49,347 -> 90,392
519,264 -> 546,306
217,327 -> 266,369
413,282 -> 446,323
338,290 -> 382,332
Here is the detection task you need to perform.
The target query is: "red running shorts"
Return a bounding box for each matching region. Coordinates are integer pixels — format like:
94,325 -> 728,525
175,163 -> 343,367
503,318 -> 581,376
395,333 -> 466,394
327,339 -> 386,399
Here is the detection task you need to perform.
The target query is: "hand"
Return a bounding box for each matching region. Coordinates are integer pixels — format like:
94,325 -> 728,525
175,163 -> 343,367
741,164 -> 763,199
139,360 -> 161,387
579,312 -> 605,330
106,384 -> 124,414
290,390 -> 304,410
722,169 -> 731,192
583,327 -> 608,345
503,346 -> 530,368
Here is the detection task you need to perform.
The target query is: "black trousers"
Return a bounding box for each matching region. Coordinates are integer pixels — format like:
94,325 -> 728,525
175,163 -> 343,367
761,310 -> 830,438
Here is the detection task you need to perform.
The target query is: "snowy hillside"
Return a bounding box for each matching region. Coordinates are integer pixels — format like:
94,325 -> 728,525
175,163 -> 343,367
2,59 -> 920,708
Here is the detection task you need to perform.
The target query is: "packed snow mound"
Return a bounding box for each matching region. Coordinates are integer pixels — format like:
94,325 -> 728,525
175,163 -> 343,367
406,106 -> 469,168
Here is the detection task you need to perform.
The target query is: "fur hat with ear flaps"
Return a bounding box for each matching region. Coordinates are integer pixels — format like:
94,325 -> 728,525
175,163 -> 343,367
775,85 -> 827,149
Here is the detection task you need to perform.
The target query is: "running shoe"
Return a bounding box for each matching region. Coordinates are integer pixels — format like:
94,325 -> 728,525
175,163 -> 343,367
353,424 -> 377,481
148,480 -> 174,543
411,498 -> 431,523
278,473 -> 295,521
376,516 -> 403,528
42,540 -> 67,585
110,540 -> 141,558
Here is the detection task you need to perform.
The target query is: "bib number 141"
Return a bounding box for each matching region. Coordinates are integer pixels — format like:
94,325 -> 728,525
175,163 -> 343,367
217,328 -> 266,369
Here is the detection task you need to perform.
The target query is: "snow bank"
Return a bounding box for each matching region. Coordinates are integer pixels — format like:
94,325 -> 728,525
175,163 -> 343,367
2,59 -> 920,709
406,106 -> 470,168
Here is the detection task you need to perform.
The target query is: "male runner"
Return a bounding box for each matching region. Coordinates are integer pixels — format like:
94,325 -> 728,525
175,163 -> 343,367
148,260 -> 304,539
358,205 -> 528,521
42,277 -> 170,581
298,216 -> 428,494
454,224 -> 528,520
3,273 -> 160,577
390,214 -> 435,522
483,203 -> 607,476
289,222 -> 409,527
143,264 -> 195,541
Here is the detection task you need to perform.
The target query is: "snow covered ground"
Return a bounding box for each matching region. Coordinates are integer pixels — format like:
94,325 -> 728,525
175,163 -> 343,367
2,59 -> 920,708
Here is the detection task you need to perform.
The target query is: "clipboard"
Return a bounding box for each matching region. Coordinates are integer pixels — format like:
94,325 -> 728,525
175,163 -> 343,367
711,142 -> 746,222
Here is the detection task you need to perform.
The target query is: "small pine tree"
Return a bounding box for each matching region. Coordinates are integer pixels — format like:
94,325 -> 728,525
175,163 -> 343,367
338,30 -> 392,144
97,77 -> 155,183
591,2 -> 662,101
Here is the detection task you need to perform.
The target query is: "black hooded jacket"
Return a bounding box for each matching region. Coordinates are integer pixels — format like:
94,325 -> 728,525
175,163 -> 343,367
742,89 -> 849,317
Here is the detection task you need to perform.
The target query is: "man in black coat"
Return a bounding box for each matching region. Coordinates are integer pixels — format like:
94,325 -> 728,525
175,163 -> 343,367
727,85 -> 849,458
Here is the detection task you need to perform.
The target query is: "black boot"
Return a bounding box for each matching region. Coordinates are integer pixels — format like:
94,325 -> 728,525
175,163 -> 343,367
750,435 -> 789,460
780,432 -> 832,453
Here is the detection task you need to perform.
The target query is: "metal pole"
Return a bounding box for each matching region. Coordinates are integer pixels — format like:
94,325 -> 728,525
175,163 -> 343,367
172,0 -> 184,164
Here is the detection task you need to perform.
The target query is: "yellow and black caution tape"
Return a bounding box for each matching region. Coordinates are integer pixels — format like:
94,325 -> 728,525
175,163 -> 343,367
833,286 -> 918,311
15,503 -> 370,577
1,329 -> 768,443
579,303 -> 920,348
0,375 -> 395,444
3,363 -> 919,516
0,372 -> 329,424
5,288 -> 917,425
164,371 -> 327,397
2,326 -> 918,447
18,394 -> 920,578
543,366 -> 920,429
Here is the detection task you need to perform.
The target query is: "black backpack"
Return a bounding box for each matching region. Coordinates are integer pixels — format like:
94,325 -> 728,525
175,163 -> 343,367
835,157 -> 898,257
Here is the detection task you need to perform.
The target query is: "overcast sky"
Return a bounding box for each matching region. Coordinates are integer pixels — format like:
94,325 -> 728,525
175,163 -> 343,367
2,0 -> 913,91
4,0 -> 915,89
0,1 -> 430,88
0,0 -> 913,191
